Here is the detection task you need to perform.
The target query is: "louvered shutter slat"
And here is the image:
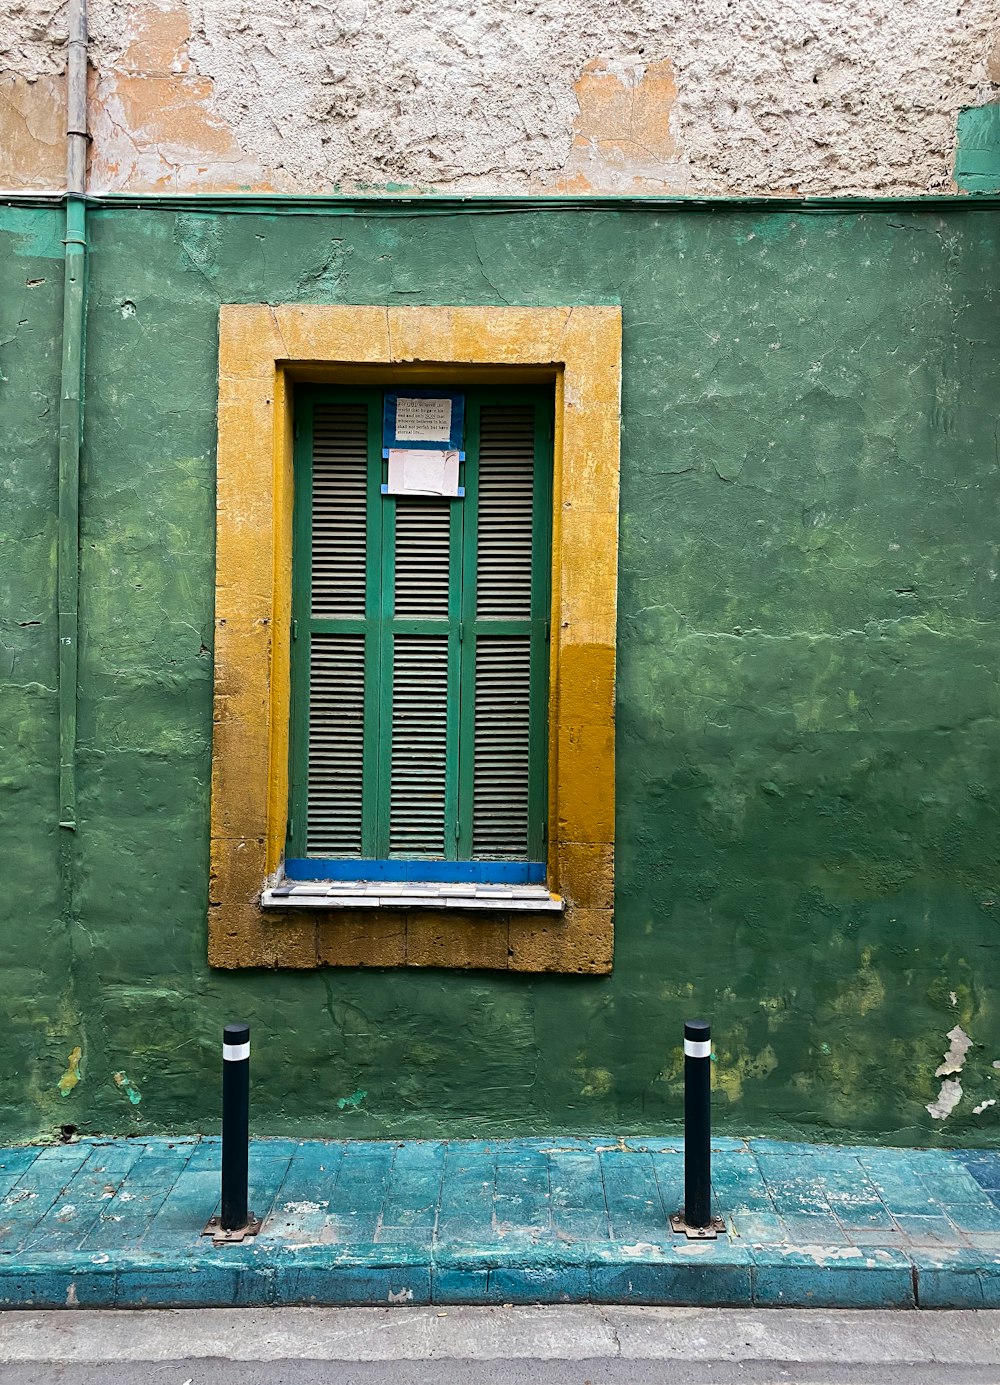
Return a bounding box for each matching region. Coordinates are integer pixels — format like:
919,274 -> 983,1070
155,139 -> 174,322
390,634 -> 449,854
473,636 -> 531,857
394,499 -> 451,617
307,633 -> 365,855
471,403 -> 538,858
311,404 -> 368,618
476,407 -> 535,620
305,402 -> 370,855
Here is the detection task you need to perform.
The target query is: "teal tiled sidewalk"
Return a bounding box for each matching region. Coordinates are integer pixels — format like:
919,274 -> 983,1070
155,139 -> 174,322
1,1136 -> 999,1309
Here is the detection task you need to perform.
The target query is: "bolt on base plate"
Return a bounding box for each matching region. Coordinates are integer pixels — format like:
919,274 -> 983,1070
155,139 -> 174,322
200,1213 -> 263,1245
670,1212 -> 727,1240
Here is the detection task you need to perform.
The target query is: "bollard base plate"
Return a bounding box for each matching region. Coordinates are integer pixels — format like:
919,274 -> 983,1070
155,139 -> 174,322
670,1212 -> 727,1240
201,1213 -> 262,1245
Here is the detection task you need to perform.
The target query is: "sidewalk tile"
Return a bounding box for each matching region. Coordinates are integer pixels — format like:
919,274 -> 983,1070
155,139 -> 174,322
753,1247 -> 914,1308
752,1154 -> 836,1218
894,1214 -> 966,1246
0,1148 -> 41,1201
326,1144 -> 394,1243
547,1151 -> 610,1241
431,1267 -> 491,1302
780,1213 -> 850,1245
274,1263 -> 432,1306
0,1263 -> 118,1309
142,1168 -> 219,1244
591,1252 -> 752,1307
915,1164 -> 991,1205
730,1210 -> 788,1242
494,1147 -> 551,1240
436,1149 -> 496,1245
912,1247 -> 1000,1308
377,1141 -> 445,1237
945,1201 -> 1000,1234
487,1264 -> 592,1303
600,1150 -> 666,1241
711,1153 -> 774,1213
268,1140 -> 344,1244
957,1153 -> 1000,1192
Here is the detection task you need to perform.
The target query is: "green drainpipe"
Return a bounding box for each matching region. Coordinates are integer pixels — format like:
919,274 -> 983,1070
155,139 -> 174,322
58,0 -> 87,856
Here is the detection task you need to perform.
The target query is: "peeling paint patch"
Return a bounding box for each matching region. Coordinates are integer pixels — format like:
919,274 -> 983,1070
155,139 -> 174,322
973,1098 -> 996,1115
927,1077 -> 963,1121
113,1071 -> 142,1105
88,1 -> 275,193
551,57 -> 681,194
336,1088 -> 366,1111
926,1026 -> 972,1120
0,74 -> 65,189
387,1287 -> 414,1302
935,1025 -> 973,1077
57,1046 -> 83,1097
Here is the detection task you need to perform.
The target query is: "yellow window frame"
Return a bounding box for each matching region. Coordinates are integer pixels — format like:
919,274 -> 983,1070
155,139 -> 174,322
210,305 -> 621,973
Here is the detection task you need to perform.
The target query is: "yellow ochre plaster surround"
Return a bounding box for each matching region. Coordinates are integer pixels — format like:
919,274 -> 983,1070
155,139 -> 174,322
210,305 -> 621,973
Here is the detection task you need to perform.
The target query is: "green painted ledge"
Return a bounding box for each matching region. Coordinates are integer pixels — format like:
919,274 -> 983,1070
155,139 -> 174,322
4,191 -> 1000,215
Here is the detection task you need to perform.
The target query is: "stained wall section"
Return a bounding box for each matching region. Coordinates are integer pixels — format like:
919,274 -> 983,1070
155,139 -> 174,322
2,203 -> 999,1144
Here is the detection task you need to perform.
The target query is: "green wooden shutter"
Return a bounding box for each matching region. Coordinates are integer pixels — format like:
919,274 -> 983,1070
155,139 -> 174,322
466,404 -> 540,859
380,494 -> 461,858
290,386 -> 550,870
292,399 -> 376,858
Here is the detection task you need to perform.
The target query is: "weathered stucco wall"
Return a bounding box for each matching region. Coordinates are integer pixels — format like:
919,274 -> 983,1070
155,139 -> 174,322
2,201 -> 999,1146
2,0 -> 1000,194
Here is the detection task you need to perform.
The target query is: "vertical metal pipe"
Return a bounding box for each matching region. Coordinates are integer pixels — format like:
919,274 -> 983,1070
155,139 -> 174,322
66,0 -> 88,198
221,1023 -> 251,1232
58,0 -> 87,849
683,1018 -> 712,1229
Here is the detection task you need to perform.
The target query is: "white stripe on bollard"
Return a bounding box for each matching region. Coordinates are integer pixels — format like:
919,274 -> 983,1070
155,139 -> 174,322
684,1038 -> 712,1058
223,1041 -> 250,1062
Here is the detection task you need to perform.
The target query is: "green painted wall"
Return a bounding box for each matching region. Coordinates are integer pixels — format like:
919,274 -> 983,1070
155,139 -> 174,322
2,202 -> 1000,1146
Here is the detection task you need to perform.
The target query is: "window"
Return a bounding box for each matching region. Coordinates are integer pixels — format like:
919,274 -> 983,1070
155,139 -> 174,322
286,386 -> 553,883
209,304 -> 619,972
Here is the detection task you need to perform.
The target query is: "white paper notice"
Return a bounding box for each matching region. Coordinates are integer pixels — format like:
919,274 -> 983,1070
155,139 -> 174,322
394,396 -> 453,443
386,448 -> 460,496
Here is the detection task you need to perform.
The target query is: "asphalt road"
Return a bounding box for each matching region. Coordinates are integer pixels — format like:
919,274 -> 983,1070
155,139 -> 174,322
1,1305 -> 999,1384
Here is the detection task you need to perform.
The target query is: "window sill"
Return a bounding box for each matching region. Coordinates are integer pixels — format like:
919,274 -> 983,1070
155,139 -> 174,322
262,880 -> 565,913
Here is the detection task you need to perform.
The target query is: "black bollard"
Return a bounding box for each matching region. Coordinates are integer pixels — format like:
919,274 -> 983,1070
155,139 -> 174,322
683,1019 -> 712,1228
670,1018 -> 726,1239
221,1022 -> 251,1231
202,1022 -> 262,1244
